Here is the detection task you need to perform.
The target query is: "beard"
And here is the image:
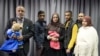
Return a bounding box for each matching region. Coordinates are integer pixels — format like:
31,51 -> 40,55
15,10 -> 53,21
17,16 -> 24,19
39,18 -> 44,21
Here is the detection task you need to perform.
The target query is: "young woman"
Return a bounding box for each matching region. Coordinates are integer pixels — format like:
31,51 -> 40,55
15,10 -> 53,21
43,13 -> 66,56
74,16 -> 99,56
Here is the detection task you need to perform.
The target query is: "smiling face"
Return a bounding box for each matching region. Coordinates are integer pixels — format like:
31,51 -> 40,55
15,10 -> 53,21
82,19 -> 87,27
82,16 -> 92,27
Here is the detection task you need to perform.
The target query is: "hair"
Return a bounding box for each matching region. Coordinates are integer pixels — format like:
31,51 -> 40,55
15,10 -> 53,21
65,10 -> 72,16
78,13 -> 85,16
83,16 -> 92,26
51,13 -> 60,25
38,10 -> 45,16
12,23 -> 21,31
16,6 -> 25,11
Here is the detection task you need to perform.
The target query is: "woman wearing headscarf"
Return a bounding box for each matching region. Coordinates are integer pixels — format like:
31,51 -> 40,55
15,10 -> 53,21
74,16 -> 99,56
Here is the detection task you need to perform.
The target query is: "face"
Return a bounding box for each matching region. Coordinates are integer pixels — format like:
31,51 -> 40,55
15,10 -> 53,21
78,13 -> 84,21
82,19 -> 87,27
38,13 -> 45,20
52,14 -> 58,23
16,6 -> 25,19
65,12 -> 71,20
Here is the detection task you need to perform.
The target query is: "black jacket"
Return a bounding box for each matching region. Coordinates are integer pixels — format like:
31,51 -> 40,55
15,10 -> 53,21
64,19 -> 74,49
34,20 -> 47,47
75,19 -> 82,28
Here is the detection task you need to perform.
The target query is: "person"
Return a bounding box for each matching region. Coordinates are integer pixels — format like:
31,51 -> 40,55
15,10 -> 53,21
0,23 -> 23,53
75,13 -> 85,28
34,10 -> 46,56
74,16 -> 99,56
48,30 -> 60,50
66,13 -> 85,54
64,11 -> 75,56
5,6 -> 34,56
43,13 -> 66,56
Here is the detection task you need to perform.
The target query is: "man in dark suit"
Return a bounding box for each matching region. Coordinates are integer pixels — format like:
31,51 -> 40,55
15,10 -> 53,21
5,6 -> 34,56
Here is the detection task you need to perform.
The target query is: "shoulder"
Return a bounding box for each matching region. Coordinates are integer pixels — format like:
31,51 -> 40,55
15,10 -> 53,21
7,29 -> 12,32
90,26 -> 97,32
58,23 -> 64,28
47,23 -> 51,27
73,24 -> 78,28
70,19 -> 75,27
71,19 -> 75,23
34,21 -> 39,25
78,26 -> 83,31
6,29 -> 13,34
24,18 -> 33,23
73,24 -> 77,26
34,21 -> 42,28
8,18 -> 17,22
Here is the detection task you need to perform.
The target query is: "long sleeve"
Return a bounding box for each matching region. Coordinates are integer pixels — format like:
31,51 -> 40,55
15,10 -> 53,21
34,23 -> 40,42
34,22 -> 45,46
5,20 -> 12,33
59,27 -> 65,41
22,19 -> 34,42
67,24 -> 78,49
4,18 -> 15,39
92,42 -> 98,56
4,18 -> 17,34
92,31 -> 99,56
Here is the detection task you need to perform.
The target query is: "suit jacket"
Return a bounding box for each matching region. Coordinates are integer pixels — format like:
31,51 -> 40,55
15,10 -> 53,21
5,17 -> 34,55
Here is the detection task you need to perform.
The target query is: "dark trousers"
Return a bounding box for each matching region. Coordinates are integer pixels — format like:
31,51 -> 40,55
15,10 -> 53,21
66,45 -> 75,56
66,49 -> 75,56
9,48 -> 26,56
36,44 -> 44,56
67,52 -> 74,56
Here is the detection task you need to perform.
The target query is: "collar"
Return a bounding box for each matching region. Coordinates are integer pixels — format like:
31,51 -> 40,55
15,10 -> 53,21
17,17 -> 24,23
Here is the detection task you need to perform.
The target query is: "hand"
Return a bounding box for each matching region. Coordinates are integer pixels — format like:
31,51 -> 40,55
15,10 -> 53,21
51,37 -> 58,41
17,35 -> 23,41
12,35 -> 17,39
66,49 -> 70,53
47,35 -> 52,40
